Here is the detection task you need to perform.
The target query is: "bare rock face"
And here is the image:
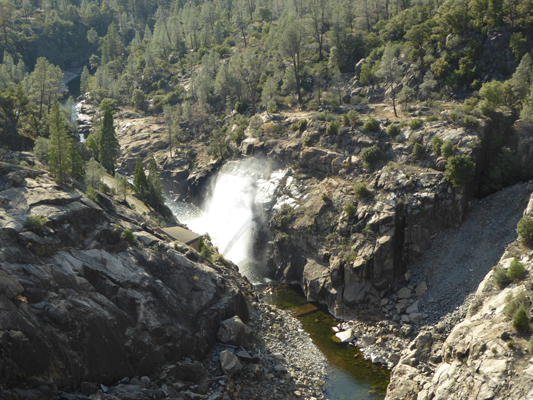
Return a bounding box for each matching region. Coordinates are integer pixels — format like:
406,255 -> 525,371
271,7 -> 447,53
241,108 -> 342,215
0,151 -> 252,394
217,315 -> 252,348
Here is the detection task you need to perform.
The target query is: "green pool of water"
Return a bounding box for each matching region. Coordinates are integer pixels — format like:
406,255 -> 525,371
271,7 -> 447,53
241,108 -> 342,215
264,285 -> 390,400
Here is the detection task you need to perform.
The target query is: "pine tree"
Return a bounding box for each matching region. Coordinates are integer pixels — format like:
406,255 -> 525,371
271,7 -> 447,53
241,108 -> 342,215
69,142 -> 84,180
377,42 -> 404,118
99,108 -> 119,175
147,154 -> 163,208
80,66 -> 90,93
133,155 -> 148,200
48,100 -> 71,182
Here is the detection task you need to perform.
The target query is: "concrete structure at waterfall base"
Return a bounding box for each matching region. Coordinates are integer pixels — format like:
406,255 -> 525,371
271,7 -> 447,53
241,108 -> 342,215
163,226 -> 201,249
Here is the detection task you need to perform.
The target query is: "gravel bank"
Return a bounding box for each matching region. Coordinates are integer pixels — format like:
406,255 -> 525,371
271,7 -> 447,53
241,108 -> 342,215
408,182 -> 532,330
207,301 -> 328,400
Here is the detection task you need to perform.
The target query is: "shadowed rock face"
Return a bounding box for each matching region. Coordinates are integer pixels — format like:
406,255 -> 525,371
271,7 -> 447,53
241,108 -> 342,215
0,149 -> 252,393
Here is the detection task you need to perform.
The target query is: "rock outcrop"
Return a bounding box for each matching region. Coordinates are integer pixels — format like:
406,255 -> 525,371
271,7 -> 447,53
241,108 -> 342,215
0,149 -> 253,395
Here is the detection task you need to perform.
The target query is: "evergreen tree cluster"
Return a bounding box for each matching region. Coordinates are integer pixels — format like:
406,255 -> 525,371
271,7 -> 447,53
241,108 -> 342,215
133,154 -> 164,209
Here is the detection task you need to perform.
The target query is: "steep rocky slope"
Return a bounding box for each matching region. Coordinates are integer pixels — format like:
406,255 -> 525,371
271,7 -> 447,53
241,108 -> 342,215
0,149 -> 253,395
386,190 -> 533,400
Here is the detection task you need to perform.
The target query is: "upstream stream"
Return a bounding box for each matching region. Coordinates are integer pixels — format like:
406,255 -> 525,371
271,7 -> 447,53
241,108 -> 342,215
165,158 -> 390,400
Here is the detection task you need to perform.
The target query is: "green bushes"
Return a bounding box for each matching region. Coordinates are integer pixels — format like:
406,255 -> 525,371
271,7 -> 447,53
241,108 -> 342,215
494,258 -> 526,288
410,118 -> 423,129
359,145 -> 382,168
122,230 -> 136,244
25,214 -> 48,230
517,216 -> 533,246
197,235 -> 213,261
444,155 -> 476,187
326,121 -> 340,135
363,118 -> 380,132
463,115 -> 480,128
343,110 -> 359,126
513,309 -> 530,332
441,140 -> 454,158
344,203 -> 356,219
431,136 -> 443,155
85,185 -> 98,202
508,258 -> 525,281
354,182 -> 371,198
504,291 -> 528,319
292,119 -> 308,132
386,124 -> 400,137
493,267 -> 510,288
413,142 -> 424,158
235,101 -> 248,114
321,193 -> 330,202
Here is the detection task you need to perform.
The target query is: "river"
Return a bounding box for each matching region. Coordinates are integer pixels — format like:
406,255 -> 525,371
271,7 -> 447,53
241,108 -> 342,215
165,157 -> 390,400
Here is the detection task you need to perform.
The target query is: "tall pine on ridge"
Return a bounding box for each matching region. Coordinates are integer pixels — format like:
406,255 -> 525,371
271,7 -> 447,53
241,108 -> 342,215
147,154 -> 163,209
133,155 -> 148,200
48,100 -> 70,182
99,107 -> 119,175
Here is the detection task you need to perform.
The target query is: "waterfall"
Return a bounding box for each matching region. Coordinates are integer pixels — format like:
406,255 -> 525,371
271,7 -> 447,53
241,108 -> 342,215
166,158 -> 287,284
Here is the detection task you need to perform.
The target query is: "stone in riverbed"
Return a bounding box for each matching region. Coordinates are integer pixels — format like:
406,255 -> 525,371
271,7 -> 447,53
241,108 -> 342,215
335,328 -> 354,343
358,336 -> 376,348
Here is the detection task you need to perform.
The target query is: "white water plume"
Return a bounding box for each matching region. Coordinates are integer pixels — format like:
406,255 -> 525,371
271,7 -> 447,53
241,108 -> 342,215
170,158 -> 286,283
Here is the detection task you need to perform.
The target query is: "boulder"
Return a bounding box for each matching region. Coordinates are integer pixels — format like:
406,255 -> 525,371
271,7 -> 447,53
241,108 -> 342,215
415,282 -> 428,297
217,315 -> 252,348
406,300 -> 419,314
335,328 -> 354,343
398,287 -> 412,299
220,350 -> 242,376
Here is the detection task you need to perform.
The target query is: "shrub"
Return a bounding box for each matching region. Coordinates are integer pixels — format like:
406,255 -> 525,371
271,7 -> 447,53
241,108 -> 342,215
99,182 -> 111,194
493,267 -> 510,288
431,136 -> 443,155
426,115 -> 438,122
122,230 -> 136,244
464,115 -> 480,128
197,236 -> 213,261
25,214 -> 48,230
235,101 -> 248,114
360,145 -> 382,168
294,119 -> 307,132
347,110 -> 359,125
386,124 -> 400,137
344,203 -> 356,219
342,114 -> 350,126
444,155 -> 476,187
301,136 -> 311,146
321,193 -> 330,202
508,258 -> 525,281
85,185 -> 98,202
354,182 -> 371,198
530,335 -> 533,354
513,308 -> 530,332
326,121 -> 340,135
410,118 -> 423,129
413,142 -> 424,158
517,216 -> 533,246
441,140 -> 454,158
504,291 -> 528,318
363,118 -> 380,132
